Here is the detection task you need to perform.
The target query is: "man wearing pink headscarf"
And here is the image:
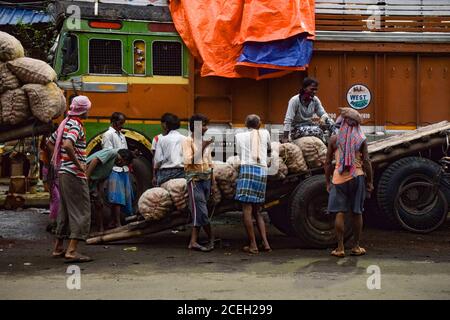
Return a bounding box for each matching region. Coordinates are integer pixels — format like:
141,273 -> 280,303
47,95 -> 93,263
325,108 -> 373,258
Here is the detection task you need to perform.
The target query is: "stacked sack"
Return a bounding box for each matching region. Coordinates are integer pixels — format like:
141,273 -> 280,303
209,178 -> 222,206
293,136 -> 327,169
226,155 -> 241,172
268,142 -> 289,180
278,142 -> 308,174
138,187 -> 173,221
213,162 -> 238,200
160,178 -> 189,211
0,32 -> 65,126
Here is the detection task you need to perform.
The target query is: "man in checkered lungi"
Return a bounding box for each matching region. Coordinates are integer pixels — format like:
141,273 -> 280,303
235,115 -> 272,254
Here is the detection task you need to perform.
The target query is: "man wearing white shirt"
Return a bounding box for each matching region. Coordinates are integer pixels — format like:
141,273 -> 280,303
154,114 -> 186,186
102,112 -> 133,228
235,114 -> 272,254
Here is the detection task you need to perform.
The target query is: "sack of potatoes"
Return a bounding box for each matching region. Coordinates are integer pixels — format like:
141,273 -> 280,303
138,187 -> 173,221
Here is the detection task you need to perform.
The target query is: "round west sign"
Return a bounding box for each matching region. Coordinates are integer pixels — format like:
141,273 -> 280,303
346,84 -> 371,110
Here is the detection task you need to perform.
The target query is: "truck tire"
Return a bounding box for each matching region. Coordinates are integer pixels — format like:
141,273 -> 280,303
266,197 -> 295,236
377,157 -> 449,233
288,175 -> 352,248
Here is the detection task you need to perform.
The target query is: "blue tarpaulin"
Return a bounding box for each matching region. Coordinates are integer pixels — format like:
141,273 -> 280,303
238,34 -> 313,71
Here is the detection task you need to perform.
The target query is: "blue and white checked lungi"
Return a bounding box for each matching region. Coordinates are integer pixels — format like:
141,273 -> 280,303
235,165 -> 268,204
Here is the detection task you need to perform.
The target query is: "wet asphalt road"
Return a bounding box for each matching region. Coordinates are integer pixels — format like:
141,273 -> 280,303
0,209 -> 449,299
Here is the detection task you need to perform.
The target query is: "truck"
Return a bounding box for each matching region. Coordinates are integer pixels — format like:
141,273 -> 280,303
6,0 -> 449,246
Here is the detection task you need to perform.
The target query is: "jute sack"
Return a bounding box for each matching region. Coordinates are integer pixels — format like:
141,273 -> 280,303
293,136 -> 327,169
278,142 -> 308,174
0,63 -> 20,94
0,32 -> 24,62
160,178 -> 188,211
226,155 -> 241,171
138,187 -> 173,221
23,82 -> 66,123
7,57 -> 57,85
213,162 -> 238,200
268,156 -> 288,180
0,97 -> 3,124
209,178 -> 222,206
1,88 -> 30,125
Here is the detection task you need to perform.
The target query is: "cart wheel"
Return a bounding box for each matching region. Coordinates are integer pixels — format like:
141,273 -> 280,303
288,175 -> 352,248
377,157 -> 449,233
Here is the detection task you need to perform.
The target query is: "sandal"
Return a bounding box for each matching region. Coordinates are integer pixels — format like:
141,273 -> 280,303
242,246 -> 259,254
331,249 -> 345,258
350,247 -> 366,256
52,250 -> 66,258
64,253 -> 93,263
188,243 -> 212,252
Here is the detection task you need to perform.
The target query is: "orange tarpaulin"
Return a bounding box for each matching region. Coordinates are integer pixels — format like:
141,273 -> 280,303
169,0 -> 316,79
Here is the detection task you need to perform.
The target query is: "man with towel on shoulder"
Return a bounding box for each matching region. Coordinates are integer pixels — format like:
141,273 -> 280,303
325,107 -> 373,258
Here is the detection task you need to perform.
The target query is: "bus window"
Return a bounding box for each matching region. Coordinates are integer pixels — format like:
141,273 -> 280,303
133,40 -> 146,75
61,34 -> 78,76
89,39 -> 122,74
152,41 -> 182,76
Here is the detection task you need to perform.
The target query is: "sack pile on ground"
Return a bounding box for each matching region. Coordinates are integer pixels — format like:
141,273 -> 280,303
213,162 -> 238,200
160,178 -> 188,211
278,142 -> 308,173
0,32 -> 65,126
293,136 -> 327,168
226,155 -> 241,171
138,187 -> 173,221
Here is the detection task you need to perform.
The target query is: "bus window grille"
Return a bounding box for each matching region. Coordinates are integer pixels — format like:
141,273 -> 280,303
152,41 -> 182,76
89,39 -> 122,74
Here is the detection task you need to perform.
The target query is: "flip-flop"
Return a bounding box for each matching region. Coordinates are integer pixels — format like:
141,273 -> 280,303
64,253 -> 93,263
52,250 -> 66,258
350,247 -> 366,256
259,246 -> 272,252
331,249 -> 345,258
242,246 -> 259,254
188,243 -> 212,252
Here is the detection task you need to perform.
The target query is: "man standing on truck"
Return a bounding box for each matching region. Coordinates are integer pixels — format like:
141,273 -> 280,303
48,95 -> 92,263
154,114 -> 186,186
102,112 -> 133,228
235,114 -> 272,254
325,108 -> 373,258
282,77 -> 334,142
182,114 -> 215,252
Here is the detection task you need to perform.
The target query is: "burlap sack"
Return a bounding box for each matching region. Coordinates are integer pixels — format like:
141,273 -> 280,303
0,98 -> 3,124
0,32 -> 24,62
23,82 -> 66,123
1,88 -> 30,125
138,187 -> 173,221
277,142 -> 308,174
0,63 -> 20,94
7,57 -> 57,85
160,178 -> 188,211
226,155 -> 241,171
268,156 -> 288,180
213,162 -> 238,200
293,136 -> 327,169
209,178 -> 222,206
339,107 -> 362,124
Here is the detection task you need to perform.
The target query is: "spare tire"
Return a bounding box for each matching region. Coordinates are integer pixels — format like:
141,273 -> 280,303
288,175 -> 352,248
377,157 -> 449,233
